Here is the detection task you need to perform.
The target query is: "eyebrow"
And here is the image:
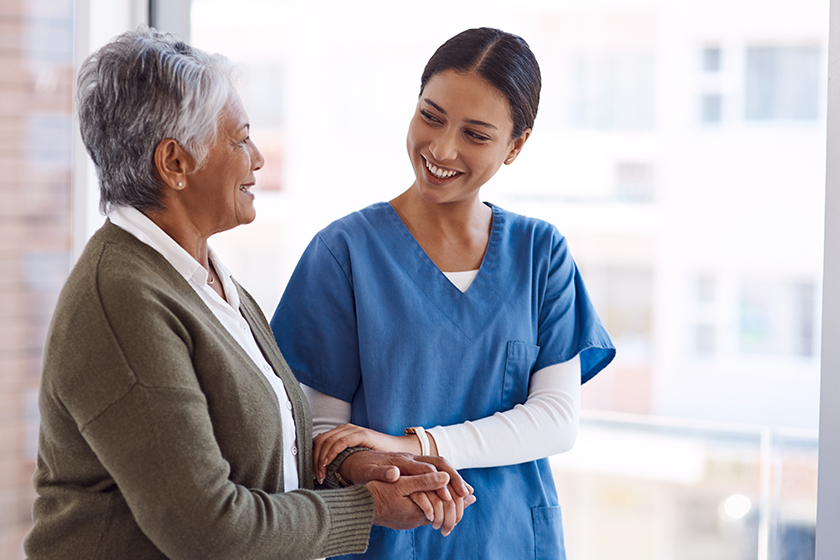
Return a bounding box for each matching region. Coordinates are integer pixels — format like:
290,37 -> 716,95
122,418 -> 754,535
423,98 -> 498,130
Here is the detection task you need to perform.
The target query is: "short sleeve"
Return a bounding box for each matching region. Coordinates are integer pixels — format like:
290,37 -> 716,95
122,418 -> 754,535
271,234 -> 362,402
533,228 -> 615,384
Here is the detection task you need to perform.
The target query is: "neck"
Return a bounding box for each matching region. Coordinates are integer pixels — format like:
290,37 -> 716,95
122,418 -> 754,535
390,186 -> 491,238
389,185 -> 492,272
143,208 -> 212,269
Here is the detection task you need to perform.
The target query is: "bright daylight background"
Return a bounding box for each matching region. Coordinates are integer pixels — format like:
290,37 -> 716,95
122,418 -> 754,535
0,0 -> 828,559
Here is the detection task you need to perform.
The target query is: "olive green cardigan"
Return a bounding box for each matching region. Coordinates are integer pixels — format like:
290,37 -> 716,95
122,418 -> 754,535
25,221 -> 374,559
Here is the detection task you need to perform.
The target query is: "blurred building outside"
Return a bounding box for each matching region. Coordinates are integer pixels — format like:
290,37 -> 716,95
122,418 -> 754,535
0,0 -> 74,556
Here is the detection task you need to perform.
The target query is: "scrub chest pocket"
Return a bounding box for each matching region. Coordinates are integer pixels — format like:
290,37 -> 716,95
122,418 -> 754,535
502,341 -> 541,411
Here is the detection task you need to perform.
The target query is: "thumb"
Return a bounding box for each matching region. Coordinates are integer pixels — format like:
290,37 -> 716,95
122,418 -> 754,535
397,472 -> 450,495
368,465 -> 400,482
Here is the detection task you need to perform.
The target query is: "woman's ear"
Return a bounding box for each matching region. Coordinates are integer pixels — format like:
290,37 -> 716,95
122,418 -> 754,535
154,138 -> 191,190
504,128 -> 532,165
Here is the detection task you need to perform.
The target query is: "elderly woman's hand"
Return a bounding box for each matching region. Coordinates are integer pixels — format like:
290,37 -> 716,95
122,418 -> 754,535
313,423 -> 424,483
338,451 -> 475,535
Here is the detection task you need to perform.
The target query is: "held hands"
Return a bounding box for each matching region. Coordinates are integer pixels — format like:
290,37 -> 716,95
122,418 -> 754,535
338,450 -> 476,536
314,424 -> 424,483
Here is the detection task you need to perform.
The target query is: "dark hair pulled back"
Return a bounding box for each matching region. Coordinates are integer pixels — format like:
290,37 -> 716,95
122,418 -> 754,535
420,27 -> 541,139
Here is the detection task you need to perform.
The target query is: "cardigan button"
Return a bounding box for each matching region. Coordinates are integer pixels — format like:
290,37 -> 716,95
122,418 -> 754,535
291,445 -> 298,455
286,401 -> 293,410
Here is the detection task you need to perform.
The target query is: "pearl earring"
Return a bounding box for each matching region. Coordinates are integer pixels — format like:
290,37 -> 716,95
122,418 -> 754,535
177,181 -> 183,187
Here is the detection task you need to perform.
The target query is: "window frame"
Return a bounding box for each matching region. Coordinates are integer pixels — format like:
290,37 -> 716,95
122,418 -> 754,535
815,1 -> 840,557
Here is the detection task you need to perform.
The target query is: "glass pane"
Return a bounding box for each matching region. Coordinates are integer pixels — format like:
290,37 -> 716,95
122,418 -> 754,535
191,1 -> 827,558
0,1 -> 75,558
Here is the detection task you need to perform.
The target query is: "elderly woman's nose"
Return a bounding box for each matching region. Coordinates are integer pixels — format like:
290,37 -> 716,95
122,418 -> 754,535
251,141 -> 265,170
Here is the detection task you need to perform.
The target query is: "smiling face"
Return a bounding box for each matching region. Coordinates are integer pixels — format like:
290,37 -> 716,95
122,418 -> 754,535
186,90 -> 264,234
406,69 -> 529,206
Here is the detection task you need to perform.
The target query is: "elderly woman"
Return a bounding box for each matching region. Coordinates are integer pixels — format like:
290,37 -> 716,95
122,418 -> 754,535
24,27 -> 472,560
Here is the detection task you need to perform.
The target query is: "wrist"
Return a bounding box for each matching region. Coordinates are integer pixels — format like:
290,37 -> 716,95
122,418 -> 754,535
404,426 -> 434,456
404,426 -> 429,455
332,447 -> 371,486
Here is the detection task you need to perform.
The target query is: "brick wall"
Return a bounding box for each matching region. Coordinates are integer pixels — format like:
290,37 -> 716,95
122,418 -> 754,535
0,1 -> 74,557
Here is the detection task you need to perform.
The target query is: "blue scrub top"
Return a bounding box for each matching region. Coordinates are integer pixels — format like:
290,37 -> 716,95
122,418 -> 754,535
272,202 -> 614,560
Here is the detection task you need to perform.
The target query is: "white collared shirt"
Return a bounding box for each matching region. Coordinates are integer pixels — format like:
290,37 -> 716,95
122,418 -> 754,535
109,206 -> 299,491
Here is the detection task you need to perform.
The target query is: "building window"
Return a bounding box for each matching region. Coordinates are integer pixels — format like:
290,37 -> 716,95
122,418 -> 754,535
702,46 -> 721,72
744,46 -> 820,121
739,279 -> 816,357
700,93 -> 722,123
691,274 -> 717,356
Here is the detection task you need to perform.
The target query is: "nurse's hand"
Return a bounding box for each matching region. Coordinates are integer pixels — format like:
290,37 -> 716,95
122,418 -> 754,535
314,423 -> 432,483
409,484 -> 476,536
339,452 -> 472,499
365,469 -> 451,530
339,451 -> 476,536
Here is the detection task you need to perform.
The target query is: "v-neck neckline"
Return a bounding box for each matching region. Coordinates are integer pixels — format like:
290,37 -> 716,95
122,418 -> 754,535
376,201 -> 506,339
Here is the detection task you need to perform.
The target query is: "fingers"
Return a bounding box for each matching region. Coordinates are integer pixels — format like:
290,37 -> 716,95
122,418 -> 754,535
431,492 -> 446,531
367,473 -> 477,534
415,456 -> 472,498
409,491 -> 435,523
453,486 -> 465,524
379,454 -> 437,477
440,495 -> 457,535
367,480 -> 433,531
397,471 -> 449,496
421,489 -> 456,535
368,465 -> 400,482
313,425 -> 366,481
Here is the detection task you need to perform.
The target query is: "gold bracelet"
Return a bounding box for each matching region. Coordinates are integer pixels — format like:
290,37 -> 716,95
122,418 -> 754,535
334,469 -> 352,488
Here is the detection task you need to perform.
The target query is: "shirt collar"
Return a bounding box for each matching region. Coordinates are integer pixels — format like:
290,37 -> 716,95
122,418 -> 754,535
108,206 -> 233,297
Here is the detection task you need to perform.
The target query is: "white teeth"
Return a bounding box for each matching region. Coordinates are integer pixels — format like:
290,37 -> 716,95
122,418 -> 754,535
239,184 -> 251,193
425,158 -> 457,179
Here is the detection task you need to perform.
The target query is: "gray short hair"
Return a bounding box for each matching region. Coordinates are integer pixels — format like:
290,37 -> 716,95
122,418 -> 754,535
76,26 -> 236,213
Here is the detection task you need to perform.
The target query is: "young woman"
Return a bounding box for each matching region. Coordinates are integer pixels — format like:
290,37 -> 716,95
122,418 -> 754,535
271,27 -> 615,559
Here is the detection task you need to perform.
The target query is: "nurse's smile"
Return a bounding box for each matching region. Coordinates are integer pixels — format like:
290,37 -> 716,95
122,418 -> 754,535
422,155 -> 462,184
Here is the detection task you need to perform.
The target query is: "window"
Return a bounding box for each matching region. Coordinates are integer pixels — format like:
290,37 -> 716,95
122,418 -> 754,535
700,93 -> 723,123
189,2 -> 826,557
0,1 -> 75,556
740,279 -> 817,357
745,46 -> 821,121
6,1 -> 824,559
703,46 -> 722,72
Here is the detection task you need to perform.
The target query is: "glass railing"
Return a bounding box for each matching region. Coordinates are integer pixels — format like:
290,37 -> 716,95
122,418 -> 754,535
551,411 -> 818,560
